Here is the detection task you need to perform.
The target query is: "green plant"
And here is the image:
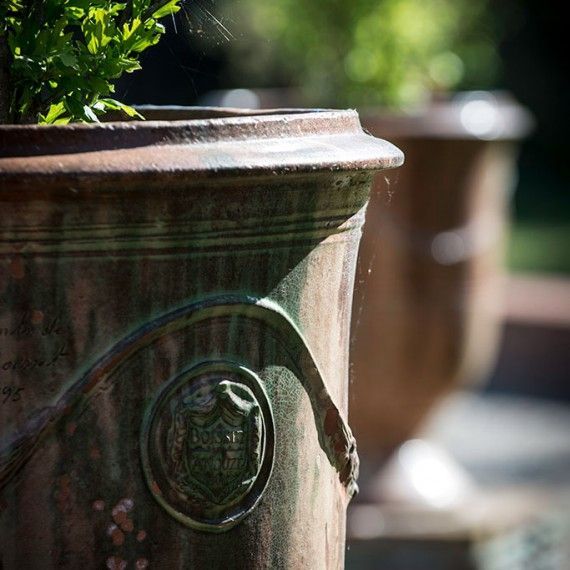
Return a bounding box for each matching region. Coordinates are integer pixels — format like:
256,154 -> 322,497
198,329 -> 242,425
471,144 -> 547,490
0,0 -> 183,124
225,0 -> 499,108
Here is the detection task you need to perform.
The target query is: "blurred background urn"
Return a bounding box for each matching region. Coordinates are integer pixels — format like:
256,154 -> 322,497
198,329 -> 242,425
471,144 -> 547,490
350,91 -> 533,466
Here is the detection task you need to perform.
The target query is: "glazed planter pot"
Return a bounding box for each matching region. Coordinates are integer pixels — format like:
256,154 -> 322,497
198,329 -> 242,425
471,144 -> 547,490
0,108 -> 402,569
350,93 -> 532,465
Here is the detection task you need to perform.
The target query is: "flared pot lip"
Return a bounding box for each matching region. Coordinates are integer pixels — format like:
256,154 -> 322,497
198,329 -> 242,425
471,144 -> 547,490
0,106 -> 403,187
360,91 -> 535,141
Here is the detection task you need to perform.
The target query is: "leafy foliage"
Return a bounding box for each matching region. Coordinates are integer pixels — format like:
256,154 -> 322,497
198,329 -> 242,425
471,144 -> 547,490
0,0 -> 182,123
226,0 -> 499,108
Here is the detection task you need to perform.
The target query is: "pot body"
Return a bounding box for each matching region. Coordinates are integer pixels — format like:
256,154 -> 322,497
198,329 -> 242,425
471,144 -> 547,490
0,110 -> 402,568
350,94 -> 532,460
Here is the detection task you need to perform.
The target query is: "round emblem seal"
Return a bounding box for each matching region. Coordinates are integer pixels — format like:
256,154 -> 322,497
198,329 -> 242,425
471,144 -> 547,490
141,362 -> 274,532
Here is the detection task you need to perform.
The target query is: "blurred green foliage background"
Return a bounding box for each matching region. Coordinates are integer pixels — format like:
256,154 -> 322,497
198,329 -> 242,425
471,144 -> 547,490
223,0 -> 499,107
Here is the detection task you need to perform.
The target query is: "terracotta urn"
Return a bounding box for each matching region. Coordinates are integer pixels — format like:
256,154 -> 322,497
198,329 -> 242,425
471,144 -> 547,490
0,108 -> 402,568
350,92 -> 532,468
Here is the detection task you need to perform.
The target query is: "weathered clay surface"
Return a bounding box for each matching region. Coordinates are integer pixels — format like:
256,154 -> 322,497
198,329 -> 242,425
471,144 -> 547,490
0,109 -> 402,569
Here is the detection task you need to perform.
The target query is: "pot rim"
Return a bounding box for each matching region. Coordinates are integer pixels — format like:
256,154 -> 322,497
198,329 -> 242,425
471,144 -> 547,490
0,107 -> 404,187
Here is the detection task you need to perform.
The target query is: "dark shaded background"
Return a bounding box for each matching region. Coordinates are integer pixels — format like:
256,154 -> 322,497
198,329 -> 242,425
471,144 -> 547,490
493,0 -> 569,223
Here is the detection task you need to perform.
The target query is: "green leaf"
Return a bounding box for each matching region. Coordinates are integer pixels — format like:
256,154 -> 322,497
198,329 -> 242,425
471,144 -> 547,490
57,50 -> 79,69
121,18 -> 143,43
51,116 -> 72,125
66,6 -> 86,19
40,101 -> 66,124
132,0 -> 149,18
99,98 -> 144,119
63,96 -> 85,120
124,58 -> 143,72
83,104 -> 100,122
152,0 -> 182,19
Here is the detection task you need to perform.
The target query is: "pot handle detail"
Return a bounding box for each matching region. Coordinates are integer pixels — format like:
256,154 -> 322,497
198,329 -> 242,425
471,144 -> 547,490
0,295 -> 359,498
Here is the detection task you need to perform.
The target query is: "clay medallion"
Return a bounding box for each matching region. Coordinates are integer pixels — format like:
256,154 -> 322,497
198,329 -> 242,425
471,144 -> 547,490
141,362 -> 274,532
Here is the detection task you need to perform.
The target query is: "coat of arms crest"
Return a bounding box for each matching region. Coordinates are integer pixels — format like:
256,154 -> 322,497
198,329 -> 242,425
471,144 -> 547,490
166,378 -> 264,518
141,363 -> 274,531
